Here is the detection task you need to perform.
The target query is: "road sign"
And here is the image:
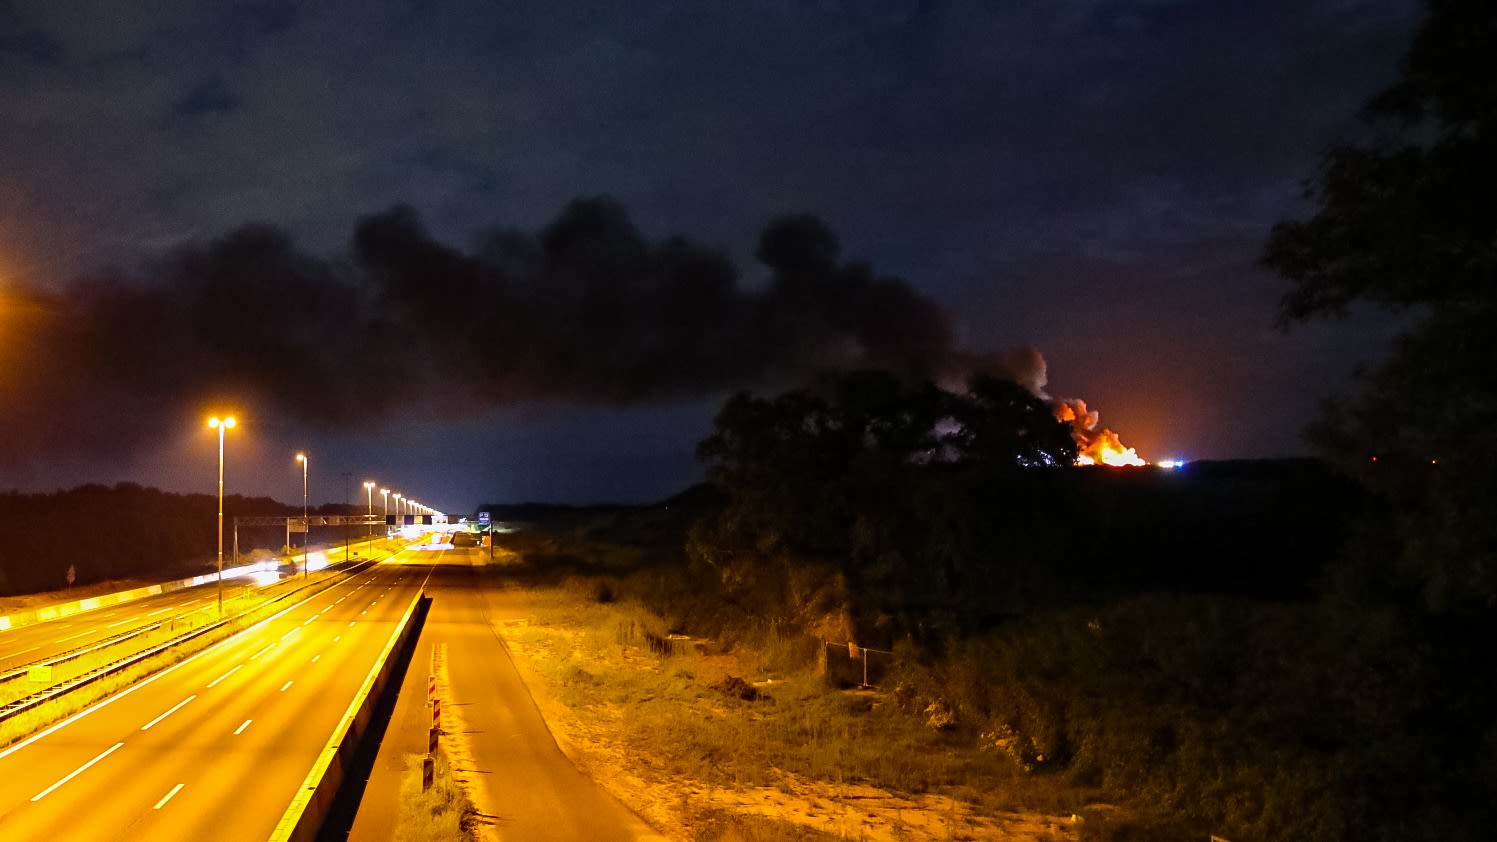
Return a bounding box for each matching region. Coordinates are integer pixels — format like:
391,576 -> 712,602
478,512 -> 491,525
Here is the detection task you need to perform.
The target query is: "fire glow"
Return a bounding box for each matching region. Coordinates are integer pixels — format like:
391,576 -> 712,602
1054,398 -> 1148,467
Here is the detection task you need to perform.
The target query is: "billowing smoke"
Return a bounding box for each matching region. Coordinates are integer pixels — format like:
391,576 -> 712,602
1,197 -> 965,466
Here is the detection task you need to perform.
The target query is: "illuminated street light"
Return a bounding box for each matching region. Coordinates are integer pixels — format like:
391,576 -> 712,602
296,453 -> 309,578
207,415 -> 236,615
380,487 -> 389,534
363,481 -> 375,544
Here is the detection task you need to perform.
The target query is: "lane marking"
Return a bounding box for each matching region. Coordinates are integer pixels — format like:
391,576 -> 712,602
311,654 -> 321,663
207,664 -> 243,688
146,607 -> 172,617
154,783 -> 185,810
141,695 -> 196,731
280,681 -> 293,692
250,643 -> 275,659
105,618 -> 134,629
360,611 -> 367,616
31,742 -> 124,801
0,573 -> 399,762
348,621 -> 356,627
281,628 -> 301,640
55,630 -> 94,644
234,719 -> 252,735
333,636 -> 341,642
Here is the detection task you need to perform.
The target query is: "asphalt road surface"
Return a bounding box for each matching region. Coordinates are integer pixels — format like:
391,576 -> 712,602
0,555 -> 431,841
347,547 -> 663,842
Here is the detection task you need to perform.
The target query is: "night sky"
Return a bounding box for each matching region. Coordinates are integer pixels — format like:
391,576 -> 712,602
0,1 -> 1422,511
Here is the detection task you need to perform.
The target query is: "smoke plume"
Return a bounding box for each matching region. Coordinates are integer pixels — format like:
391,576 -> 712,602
1,197 -> 969,465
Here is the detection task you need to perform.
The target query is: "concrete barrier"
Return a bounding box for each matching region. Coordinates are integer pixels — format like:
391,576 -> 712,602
268,589 -> 431,842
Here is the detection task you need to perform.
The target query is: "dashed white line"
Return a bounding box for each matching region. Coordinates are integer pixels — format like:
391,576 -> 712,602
31,742 -> 124,801
250,644 -> 275,659
311,654 -> 321,663
105,618 -> 134,629
333,636 -> 341,642
234,719 -> 252,735
207,664 -> 243,688
153,783 -> 185,810
146,607 -> 172,617
348,621 -> 356,627
141,695 -> 196,731
280,681 -> 293,692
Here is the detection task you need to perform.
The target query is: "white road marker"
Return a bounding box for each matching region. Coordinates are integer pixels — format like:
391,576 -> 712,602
348,621 -> 356,627
280,681 -> 293,692
31,742 -> 124,801
153,783 -> 185,810
251,643 -> 275,659
141,695 -> 196,731
311,654 -> 321,663
333,636 -> 341,642
207,664 -> 243,688
234,719 -> 252,735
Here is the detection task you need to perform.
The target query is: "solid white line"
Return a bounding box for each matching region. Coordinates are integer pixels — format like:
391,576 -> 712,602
31,742 -> 124,801
153,783 -> 185,809
207,664 -> 243,688
280,681 -> 293,692
141,695 -> 196,731
234,719 -> 252,735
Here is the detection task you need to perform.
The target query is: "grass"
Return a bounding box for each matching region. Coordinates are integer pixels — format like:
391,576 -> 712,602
494,580 -> 1091,839
395,751 -> 475,842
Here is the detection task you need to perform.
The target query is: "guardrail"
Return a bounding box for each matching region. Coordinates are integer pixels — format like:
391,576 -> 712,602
0,558 -> 382,729
0,617 -> 228,722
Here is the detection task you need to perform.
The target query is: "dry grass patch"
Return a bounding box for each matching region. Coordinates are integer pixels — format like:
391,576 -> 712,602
493,585 -> 1082,841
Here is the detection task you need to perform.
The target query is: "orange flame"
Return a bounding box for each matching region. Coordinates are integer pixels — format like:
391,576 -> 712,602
1054,397 -> 1146,466
1075,429 -> 1146,466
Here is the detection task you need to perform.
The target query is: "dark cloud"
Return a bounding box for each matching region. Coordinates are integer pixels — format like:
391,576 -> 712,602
172,76 -> 242,117
0,198 -> 967,469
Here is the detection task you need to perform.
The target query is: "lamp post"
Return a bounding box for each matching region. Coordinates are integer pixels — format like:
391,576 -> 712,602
380,488 -> 389,536
296,453 -> 308,578
208,416 -> 236,616
394,493 -> 403,528
363,481 -> 375,548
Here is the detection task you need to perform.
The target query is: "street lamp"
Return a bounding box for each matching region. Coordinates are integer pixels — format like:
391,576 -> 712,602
208,415 -> 236,615
380,488 -> 389,535
296,452 -> 308,577
363,481 -> 375,544
394,493 -> 403,524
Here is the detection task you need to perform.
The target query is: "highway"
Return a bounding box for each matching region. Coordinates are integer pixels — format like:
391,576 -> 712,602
0,576 -> 262,673
0,541 -> 389,674
0,555 -> 430,841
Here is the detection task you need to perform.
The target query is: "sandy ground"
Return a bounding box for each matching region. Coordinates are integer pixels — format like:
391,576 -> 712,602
492,611 -> 1080,842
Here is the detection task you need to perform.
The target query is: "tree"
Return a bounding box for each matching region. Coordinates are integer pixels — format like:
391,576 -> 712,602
1262,0 -> 1497,612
